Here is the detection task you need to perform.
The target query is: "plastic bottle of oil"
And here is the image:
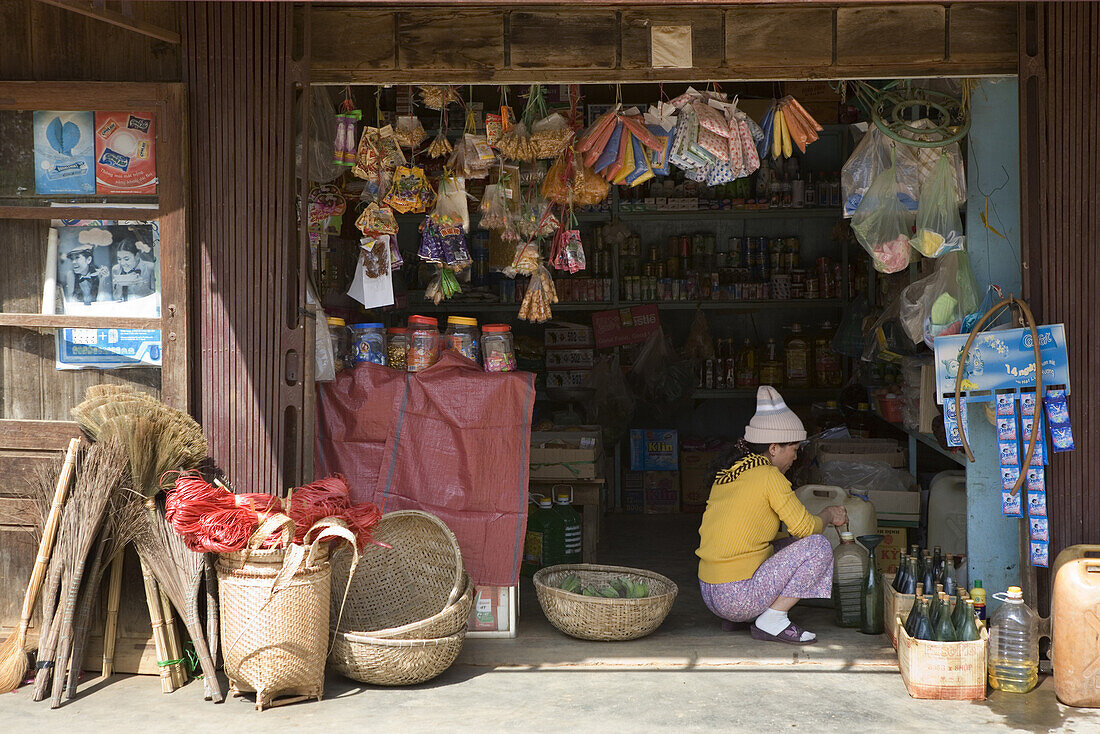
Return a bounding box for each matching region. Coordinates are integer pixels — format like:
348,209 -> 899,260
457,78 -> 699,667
988,586 -> 1040,693
760,338 -> 783,386
784,323 -> 810,388
734,338 -> 759,388
522,495 -> 562,576
553,486 -> 583,565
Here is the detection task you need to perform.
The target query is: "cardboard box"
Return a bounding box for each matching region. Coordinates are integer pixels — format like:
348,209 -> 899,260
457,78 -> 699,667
876,524 -> 909,575
545,370 -> 590,389
815,438 -> 906,469
467,585 -> 517,638
680,449 -> 720,511
630,429 -> 679,471
530,428 -> 602,480
866,489 -> 921,525
623,471 -> 645,514
545,325 -> 594,348
644,470 -> 680,513
545,349 -> 596,369
898,624 -> 987,701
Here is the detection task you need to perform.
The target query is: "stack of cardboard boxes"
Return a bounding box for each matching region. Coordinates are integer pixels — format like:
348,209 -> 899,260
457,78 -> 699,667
625,429 -> 679,513
544,324 -> 595,390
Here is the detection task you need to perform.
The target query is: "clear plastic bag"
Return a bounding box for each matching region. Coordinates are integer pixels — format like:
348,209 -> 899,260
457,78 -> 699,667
628,328 -> 695,420
899,251 -> 980,346
584,354 -> 636,447
550,228 -> 585,273
819,460 -> 913,494
478,184 -> 510,230
530,112 -> 573,159
518,264 -> 557,323
296,86 -> 343,184
912,153 -> 965,258
432,175 -> 470,231
851,154 -> 913,274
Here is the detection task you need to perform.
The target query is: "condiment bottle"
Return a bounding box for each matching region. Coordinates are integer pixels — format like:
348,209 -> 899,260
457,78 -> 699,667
784,323 -> 810,388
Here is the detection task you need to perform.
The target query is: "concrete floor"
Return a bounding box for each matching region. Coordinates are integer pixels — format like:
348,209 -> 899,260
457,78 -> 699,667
3,515 -> 1097,732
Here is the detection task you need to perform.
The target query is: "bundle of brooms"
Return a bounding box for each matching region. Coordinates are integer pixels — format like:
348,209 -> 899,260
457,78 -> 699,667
0,385 -> 220,706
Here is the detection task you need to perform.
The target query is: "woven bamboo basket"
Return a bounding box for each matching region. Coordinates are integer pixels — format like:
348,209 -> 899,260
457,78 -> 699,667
329,510 -> 464,634
329,630 -> 466,686
533,564 -> 678,641
217,517 -> 358,710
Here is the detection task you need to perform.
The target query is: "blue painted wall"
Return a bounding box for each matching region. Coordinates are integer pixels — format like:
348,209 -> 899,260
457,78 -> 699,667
964,78 -> 1022,607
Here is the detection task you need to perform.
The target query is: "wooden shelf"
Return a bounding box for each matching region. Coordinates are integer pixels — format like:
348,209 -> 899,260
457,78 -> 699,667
617,207 -> 843,221
0,313 -> 162,330
692,387 -> 838,402
402,298 -> 843,314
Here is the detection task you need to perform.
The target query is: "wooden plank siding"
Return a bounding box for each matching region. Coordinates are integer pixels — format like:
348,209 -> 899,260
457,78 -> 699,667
310,3 -> 1017,84
1018,2 -> 1100,613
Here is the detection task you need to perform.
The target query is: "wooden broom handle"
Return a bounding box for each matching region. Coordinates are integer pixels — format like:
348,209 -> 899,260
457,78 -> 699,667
16,438 -> 80,637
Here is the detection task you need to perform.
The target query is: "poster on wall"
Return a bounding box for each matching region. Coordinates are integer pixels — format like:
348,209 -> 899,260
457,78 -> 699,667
94,111 -> 157,195
44,222 -> 161,318
55,328 -> 162,370
33,111 -> 96,195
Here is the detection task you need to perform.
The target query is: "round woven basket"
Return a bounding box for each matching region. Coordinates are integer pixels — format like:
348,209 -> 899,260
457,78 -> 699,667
533,563 -> 678,641
329,510 -> 464,634
334,573 -> 473,640
217,544 -> 332,710
329,630 -> 466,686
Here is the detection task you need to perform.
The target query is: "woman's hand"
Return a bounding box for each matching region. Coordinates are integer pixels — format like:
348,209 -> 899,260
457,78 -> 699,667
819,505 -> 849,527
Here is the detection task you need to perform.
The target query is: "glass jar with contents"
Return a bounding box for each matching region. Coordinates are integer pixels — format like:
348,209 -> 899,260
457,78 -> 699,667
444,315 -> 481,364
407,315 -> 440,372
349,322 -> 387,366
482,324 -> 517,373
386,327 -> 409,370
814,322 -> 843,388
784,323 -> 811,388
760,338 -> 784,386
326,317 -> 351,370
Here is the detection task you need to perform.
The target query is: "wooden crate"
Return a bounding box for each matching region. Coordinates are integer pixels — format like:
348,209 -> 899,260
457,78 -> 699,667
897,622 -> 987,701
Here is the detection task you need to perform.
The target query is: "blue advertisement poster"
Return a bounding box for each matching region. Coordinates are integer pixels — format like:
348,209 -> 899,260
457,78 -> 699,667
56,328 -> 161,370
933,325 -> 1070,404
34,111 -> 96,195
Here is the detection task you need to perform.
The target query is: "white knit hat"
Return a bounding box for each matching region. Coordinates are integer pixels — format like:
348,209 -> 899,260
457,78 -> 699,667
744,386 -> 806,444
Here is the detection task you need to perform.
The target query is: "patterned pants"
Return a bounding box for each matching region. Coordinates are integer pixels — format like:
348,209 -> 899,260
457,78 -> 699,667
699,534 -> 834,623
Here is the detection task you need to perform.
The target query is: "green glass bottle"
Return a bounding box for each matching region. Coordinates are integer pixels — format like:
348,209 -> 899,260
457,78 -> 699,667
956,599 -> 982,642
933,594 -> 958,642
951,590 -> 970,631
911,595 -> 934,641
929,583 -> 946,629
942,553 -> 958,596
904,583 -> 925,637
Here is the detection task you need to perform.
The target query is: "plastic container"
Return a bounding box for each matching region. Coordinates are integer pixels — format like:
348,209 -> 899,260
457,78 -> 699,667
553,485 -> 583,565
407,315 -> 440,372
350,322 -> 387,366
521,495 -> 564,576
987,586 -> 1040,694
970,579 -> 986,620
927,470 -> 967,571
482,324 -> 516,373
326,316 -> 351,370
794,484 -> 878,549
386,327 -> 408,370
833,531 -> 866,627
444,316 -> 481,364
784,323 -> 810,388
1053,557 -> 1100,707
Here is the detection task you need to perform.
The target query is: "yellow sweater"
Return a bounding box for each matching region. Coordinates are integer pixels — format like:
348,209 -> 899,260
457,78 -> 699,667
696,455 -> 824,584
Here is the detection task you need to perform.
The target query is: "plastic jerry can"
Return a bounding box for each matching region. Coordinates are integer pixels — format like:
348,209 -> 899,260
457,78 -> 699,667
1052,554 -> 1100,706
1052,545 -> 1100,586
927,470 -> 968,587
794,484 -> 877,549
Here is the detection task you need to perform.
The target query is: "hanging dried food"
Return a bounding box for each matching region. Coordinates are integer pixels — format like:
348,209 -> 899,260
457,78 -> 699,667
495,122 -> 536,162
425,267 -> 462,305
432,175 -> 471,231
418,216 -> 471,270
427,131 -> 453,159
359,236 -> 390,278
518,264 -> 558,323
418,85 -> 460,111
515,197 -> 559,239
393,115 -> 428,149
478,183 -> 511,230
531,113 -> 573,159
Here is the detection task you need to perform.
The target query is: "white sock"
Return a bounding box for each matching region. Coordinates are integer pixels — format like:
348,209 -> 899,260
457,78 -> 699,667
755,608 -> 816,642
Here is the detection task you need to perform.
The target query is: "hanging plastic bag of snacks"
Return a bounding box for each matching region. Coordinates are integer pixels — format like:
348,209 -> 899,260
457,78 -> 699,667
495,121 -> 536,162
439,221 -> 472,269
516,196 -> 559,239
432,175 -> 470,231
551,228 -> 586,274
418,85 -> 459,111
393,115 -> 427,149
571,151 -> 611,206
912,153 -> 965,258
530,112 -> 573,159
541,151 -> 570,203
578,106 -> 621,168
333,107 -> 362,167
384,166 -> 435,214
424,267 -> 462,305
518,263 -> 558,323
478,184 -> 511,230
851,151 -> 914,274
355,202 -> 399,237
387,235 -> 403,271
359,236 -> 390,278
427,110 -> 454,159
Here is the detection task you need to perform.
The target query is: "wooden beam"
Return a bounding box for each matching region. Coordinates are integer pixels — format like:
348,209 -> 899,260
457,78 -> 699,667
0,314 -> 161,330
0,206 -> 160,221
0,420 -> 82,451
33,0 -> 180,44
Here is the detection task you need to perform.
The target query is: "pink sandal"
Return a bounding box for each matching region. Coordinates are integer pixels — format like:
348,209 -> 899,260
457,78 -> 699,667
750,622 -> 816,645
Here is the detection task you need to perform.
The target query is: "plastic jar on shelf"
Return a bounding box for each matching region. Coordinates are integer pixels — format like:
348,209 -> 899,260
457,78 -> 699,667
326,317 -> 351,370
386,327 -> 408,370
444,315 -> 481,364
349,322 -> 387,366
407,315 -> 440,372
482,324 -> 517,373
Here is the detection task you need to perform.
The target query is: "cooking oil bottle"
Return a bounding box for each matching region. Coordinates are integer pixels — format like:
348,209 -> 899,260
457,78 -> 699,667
553,485 -> 583,565
988,586 -> 1040,693
832,531 -> 865,627
522,495 -> 561,576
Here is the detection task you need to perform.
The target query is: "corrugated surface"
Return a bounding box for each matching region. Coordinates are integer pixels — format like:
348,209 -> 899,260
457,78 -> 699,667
1019,3 -> 1100,585
182,2 -> 305,493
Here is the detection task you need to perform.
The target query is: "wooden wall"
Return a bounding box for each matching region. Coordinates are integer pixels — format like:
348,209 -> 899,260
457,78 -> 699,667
1019,2 -> 1100,609
310,2 -> 1018,84
0,1 -> 181,665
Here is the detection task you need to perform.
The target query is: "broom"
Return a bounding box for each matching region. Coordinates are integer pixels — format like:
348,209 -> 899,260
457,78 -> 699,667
0,438 -> 79,694
120,498 -> 224,702
100,554 -> 124,678
32,441 -> 127,706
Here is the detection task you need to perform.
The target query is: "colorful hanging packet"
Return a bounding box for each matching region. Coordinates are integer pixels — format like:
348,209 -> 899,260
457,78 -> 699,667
610,130 -> 636,185
643,102 -> 677,177
625,133 -> 655,187
593,120 -> 624,174
1030,540 -> 1049,567
1044,388 -> 1075,452
943,397 -> 969,447
1001,466 -> 1023,517
334,106 -> 362,166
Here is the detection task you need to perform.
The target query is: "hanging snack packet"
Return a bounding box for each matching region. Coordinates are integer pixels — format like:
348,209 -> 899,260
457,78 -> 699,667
333,109 -> 362,166
417,217 -> 445,264
851,153 -> 914,274
387,234 -> 403,271
355,202 -> 398,236
478,184 -> 511,230
518,263 -> 558,324
1044,388 -> 1075,452
433,175 -> 470,231
418,85 -> 459,111
912,153 -> 966,258
427,129 -> 454,159
531,113 -> 573,160
1030,540 -> 1049,568
393,115 -> 428,149
384,166 -> 435,214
